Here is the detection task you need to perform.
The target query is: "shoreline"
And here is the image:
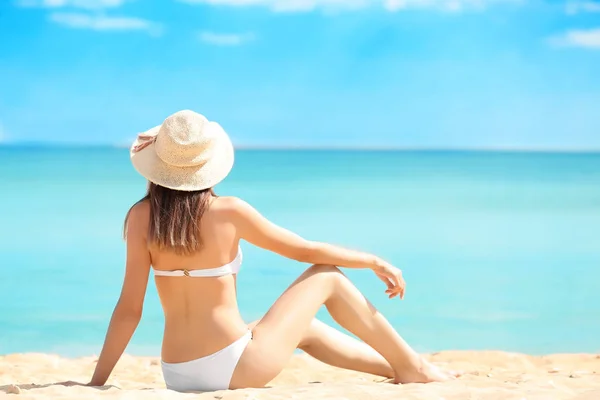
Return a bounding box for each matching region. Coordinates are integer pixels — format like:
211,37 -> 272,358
2,351 -> 599,399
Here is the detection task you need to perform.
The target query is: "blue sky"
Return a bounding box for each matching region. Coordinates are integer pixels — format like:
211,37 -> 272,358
1,0 -> 599,149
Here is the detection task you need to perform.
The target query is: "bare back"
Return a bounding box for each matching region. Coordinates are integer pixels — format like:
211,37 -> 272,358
132,196 -> 249,363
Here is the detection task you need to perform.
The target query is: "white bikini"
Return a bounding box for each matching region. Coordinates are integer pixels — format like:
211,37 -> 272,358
155,247 -> 252,392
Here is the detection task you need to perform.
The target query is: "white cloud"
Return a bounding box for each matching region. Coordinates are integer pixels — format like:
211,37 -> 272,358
48,12 -> 163,35
197,31 -> 255,45
385,0 -> 469,12
177,0 -> 375,12
180,0 -> 368,12
272,0 -> 367,12
179,0 -> 365,12
178,0 -> 515,12
15,0 -> 124,9
17,0 -> 160,35
384,0 -> 522,12
549,28 -> 600,49
566,0 -> 600,14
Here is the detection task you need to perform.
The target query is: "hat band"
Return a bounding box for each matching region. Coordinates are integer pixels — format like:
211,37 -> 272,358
132,133 -> 158,154
134,133 -> 210,168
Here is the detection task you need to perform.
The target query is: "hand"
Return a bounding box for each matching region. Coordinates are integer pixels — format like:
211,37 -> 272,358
373,260 -> 406,299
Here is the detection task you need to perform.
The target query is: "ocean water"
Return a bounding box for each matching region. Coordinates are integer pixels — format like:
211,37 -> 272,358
1,147 -> 599,357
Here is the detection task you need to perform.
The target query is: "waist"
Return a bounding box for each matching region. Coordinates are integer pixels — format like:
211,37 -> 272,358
161,308 -> 248,363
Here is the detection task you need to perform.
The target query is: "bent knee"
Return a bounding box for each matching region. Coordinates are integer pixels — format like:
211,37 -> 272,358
305,264 -> 346,284
307,263 -> 341,275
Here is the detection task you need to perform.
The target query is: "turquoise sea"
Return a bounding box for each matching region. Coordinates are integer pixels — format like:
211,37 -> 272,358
1,147 -> 599,357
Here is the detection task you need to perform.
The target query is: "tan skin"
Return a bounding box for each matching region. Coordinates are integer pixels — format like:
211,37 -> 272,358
64,194 -> 457,389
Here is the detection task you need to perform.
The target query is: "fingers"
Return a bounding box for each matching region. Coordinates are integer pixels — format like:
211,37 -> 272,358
389,273 -> 400,299
386,272 -> 405,300
376,268 -> 405,300
376,272 -> 394,290
385,287 -> 401,299
397,274 -> 406,300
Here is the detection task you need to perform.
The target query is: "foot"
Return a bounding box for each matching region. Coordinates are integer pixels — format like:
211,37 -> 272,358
445,369 -> 463,378
424,359 -> 463,379
393,358 -> 455,384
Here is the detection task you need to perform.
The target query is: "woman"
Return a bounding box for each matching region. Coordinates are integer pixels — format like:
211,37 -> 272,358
84,110 -> 455,392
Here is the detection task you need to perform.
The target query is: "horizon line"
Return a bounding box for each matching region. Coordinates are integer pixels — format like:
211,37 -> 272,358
1,142 -> 600,154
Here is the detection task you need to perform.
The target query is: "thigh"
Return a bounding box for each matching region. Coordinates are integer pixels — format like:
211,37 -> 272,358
230,264 -> 341,388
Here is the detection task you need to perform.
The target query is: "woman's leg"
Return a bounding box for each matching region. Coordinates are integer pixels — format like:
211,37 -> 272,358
248,318 -> 395,378
230,264 -> 450,389
299,319 -> 396,378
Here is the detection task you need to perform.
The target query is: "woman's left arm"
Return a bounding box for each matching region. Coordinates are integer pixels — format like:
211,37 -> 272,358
88,203 -> 151,386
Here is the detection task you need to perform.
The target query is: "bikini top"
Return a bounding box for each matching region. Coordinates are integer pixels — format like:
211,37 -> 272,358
153,247 -> 243,277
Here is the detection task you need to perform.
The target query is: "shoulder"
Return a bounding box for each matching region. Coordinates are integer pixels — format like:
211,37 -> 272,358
129,199 -> 150,220
210,197 -> 263,227
210,196 -> 272,238
125,200 -> 150,235
211,196 -> 253,217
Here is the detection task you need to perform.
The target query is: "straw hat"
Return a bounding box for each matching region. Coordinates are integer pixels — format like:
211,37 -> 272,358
130,110 -> 234,191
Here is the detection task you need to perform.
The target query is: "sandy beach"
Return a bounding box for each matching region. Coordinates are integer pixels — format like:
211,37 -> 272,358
2,351 -> 599,400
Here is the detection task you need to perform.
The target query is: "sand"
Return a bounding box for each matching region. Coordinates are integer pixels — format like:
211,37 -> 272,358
1,351 -> 599,400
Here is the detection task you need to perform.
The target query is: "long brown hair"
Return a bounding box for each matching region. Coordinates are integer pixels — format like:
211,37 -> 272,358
124,182 -> 214,255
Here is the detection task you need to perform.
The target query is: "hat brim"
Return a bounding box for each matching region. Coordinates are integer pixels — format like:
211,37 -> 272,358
129,125 -> 234,192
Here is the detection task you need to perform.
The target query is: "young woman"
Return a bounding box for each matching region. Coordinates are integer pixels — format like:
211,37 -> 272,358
83,110 -> 455,392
